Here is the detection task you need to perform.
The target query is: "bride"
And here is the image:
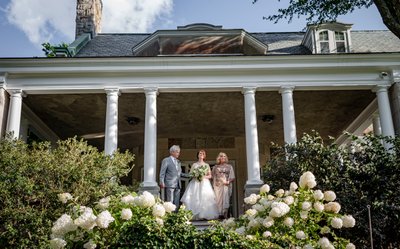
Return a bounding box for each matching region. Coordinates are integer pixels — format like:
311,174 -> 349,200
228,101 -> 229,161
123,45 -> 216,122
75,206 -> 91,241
181,149 -> 219,220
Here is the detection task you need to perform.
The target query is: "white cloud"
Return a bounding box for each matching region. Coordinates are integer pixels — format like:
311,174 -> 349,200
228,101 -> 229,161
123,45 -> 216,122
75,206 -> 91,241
5,0 -> 75,47
5,0 -> 173,48
102,0 -> 173,33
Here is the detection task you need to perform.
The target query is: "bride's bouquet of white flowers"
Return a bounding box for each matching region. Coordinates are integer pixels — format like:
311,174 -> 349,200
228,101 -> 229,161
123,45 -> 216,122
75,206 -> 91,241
190,164 -> 209,181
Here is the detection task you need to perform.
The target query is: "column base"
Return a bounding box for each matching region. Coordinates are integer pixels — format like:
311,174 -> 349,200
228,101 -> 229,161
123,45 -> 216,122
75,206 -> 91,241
139,185 -> 160,197
244,183 -> 264,197
244,183 -> 264,211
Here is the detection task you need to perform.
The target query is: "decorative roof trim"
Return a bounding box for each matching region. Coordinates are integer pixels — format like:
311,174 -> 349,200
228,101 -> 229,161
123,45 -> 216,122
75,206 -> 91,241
0,53 -> 397,94
306,21 -> 353,31
177,23 -> 223,30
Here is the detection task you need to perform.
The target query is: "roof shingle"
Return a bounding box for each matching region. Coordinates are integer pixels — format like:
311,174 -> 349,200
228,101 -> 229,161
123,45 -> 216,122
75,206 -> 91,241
75,30 -> 400,57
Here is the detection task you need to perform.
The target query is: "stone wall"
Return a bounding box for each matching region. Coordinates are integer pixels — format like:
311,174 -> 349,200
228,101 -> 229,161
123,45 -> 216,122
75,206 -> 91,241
75,0 -> 103,38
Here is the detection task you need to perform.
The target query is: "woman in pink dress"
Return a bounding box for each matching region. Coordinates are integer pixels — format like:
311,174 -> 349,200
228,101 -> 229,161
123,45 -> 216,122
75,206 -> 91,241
212,152 -> 235,219
181,150 -> 219,220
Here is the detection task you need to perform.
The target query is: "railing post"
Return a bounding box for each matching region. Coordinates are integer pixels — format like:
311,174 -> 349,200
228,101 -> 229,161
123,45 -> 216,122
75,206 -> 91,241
367,205 -> 374,249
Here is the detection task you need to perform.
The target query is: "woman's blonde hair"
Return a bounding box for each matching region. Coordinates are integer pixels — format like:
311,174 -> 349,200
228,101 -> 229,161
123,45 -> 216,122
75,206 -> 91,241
216,152 -> 228,164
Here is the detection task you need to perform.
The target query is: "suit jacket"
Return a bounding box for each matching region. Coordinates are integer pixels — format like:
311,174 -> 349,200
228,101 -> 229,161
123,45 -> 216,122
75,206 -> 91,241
159,156 -> 182,189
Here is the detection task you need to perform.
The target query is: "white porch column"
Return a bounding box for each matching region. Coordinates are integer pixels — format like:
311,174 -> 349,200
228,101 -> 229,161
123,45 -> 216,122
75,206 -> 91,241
104,88 -> 120,155
242,87 -> 263,187
280,86 -> 297,144
374,85 -> 395,137
141,87 -> 159,194
6,89 -> 24,139
372,114 -> 382,136
374,85 -> 395,150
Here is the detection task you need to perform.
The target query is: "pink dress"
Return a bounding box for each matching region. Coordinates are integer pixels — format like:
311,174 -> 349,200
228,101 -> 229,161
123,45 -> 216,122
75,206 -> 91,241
212,163 -> 235,216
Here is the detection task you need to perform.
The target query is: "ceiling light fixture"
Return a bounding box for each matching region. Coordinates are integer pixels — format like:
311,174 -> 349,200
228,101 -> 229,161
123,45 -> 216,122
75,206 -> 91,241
260,114 -> 275,124
126,116 -> 140,125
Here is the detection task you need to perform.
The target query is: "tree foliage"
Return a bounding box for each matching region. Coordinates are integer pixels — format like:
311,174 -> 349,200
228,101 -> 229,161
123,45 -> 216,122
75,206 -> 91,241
0,136 -> 135,248
263,131 -> 400,248
252,0 -> 400,39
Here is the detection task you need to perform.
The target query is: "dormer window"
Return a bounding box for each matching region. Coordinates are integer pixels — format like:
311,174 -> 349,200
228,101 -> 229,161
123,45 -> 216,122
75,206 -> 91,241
316,29 -> 348,53
319,31 -> 330,54
302,22 -> 353,54
335,31 -> 346,53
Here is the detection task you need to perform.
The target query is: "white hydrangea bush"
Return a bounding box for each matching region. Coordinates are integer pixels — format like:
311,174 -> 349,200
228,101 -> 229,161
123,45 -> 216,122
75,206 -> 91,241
222,171 -> 356,248
49,191 -> 181,249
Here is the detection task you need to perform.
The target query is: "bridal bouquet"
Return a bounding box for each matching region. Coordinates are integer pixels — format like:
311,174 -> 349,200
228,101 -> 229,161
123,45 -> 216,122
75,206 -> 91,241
190,165 -> 209,181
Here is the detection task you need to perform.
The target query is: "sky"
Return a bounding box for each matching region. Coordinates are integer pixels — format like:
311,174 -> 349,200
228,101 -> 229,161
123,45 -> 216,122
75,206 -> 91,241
0,0 -> 388,58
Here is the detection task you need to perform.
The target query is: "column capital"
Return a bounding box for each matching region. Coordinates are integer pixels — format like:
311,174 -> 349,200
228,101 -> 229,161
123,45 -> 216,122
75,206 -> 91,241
105,88 -> 120,96
374,83 -> 395,141
144,87 -> 159,95
372,85 -> 390,93
8,89 -> 26,97
242,87 -> 257,95
279,85 -> 295,94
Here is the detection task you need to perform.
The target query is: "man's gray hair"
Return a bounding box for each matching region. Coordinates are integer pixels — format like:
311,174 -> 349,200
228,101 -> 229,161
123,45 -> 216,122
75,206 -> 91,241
169,145 -> 180,153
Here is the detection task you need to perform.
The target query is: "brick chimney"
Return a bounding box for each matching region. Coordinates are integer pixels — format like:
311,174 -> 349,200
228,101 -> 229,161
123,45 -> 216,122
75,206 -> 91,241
75,0 -> 103,39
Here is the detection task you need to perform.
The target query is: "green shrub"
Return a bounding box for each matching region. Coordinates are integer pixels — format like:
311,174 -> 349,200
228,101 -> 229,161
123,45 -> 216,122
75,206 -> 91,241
220,172 -> 356,248
0,136 -> 134,248
264,132 -> 400,248
197,223 -> 276,248
51,188 -> 277,249
49,191 -> 197,249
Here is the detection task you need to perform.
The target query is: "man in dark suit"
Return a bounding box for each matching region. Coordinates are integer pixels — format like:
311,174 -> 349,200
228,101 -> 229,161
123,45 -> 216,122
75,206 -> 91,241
159,145 -> 184,208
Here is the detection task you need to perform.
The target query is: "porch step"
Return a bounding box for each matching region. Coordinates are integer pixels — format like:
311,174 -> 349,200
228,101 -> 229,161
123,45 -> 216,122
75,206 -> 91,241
191,219 -> 218,230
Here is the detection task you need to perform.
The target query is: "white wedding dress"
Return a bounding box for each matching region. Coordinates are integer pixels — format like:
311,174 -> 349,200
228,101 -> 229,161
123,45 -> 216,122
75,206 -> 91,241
181,162 -> 219,220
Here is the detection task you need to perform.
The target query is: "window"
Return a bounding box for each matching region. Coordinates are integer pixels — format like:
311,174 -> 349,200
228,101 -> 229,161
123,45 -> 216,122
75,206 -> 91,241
319,31 -> 330,54
335,31 -> 346,52
302,23 -> 352,54
317,30 -> 348,54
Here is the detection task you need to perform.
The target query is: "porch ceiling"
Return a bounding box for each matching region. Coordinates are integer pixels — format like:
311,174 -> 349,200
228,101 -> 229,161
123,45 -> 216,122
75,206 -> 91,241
23,90 -> 375,150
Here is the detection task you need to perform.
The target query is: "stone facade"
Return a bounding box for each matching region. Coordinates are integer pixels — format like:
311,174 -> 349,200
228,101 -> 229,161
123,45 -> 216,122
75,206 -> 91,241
75,0 -> 103,38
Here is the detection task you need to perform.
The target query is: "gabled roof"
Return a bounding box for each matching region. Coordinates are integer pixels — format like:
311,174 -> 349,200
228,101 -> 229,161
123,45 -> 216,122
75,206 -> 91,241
130,23 -> 268,56
74,25 -> 400,57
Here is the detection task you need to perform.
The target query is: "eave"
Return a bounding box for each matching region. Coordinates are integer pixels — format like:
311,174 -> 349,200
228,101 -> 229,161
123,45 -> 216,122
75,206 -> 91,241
0,53 -> 399,94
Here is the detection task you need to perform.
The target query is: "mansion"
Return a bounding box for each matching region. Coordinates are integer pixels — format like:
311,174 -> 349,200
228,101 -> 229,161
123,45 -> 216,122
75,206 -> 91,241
1,0 -> 400,215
